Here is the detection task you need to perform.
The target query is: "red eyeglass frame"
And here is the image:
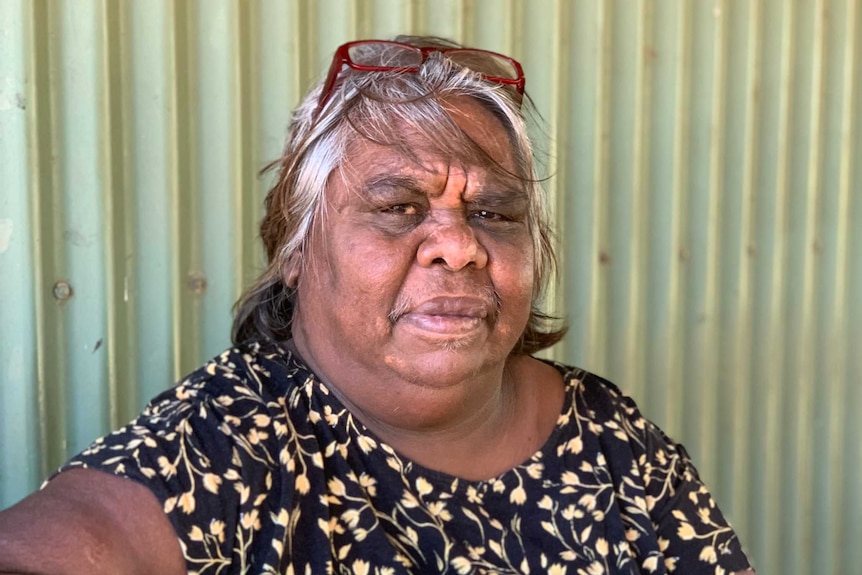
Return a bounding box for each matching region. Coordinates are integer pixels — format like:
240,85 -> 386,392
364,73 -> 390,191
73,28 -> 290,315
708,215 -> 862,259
315,40 -> 526,117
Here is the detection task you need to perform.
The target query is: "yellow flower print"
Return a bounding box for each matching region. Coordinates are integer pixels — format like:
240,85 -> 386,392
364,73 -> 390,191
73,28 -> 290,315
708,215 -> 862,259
526,462 -> 544,479
202,473 -> 222,494
210,519 -> 225,542
323,406 -> 339,426
357,434 -> 377,453
337,544 -> 351,560
295,473 -> 311,494
60,347 -> 752,575
642,555 -> 659,572
427,501 -> 453,521
415,477 -> 433,497
235,483 -> 251,504
561,471 -> 579,486
240,509 -> 261,530
451,557 -> 472,574
328,477 -> 347,496
248,428 -> 268,444
358,473 -> 377,494
178,491 -> 196,514
509,485 -> 527,505
699,545 -> 718,564
400,490 -> 419,508
595,538 -> 608,557
677,522 -> 696,541
341,509 -> 361,529
157,455 -> 177,478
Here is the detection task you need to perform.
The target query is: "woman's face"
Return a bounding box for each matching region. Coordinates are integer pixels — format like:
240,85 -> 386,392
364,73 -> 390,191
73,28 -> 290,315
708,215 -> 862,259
290,98 -> 535,390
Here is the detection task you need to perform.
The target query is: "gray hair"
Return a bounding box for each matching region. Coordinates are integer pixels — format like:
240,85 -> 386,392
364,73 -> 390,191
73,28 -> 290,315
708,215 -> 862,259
232,36 -> 565,354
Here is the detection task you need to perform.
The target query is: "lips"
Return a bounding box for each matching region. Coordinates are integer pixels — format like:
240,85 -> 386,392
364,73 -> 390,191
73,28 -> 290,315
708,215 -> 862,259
410,296 -> 491,318
397,296 -> 495,338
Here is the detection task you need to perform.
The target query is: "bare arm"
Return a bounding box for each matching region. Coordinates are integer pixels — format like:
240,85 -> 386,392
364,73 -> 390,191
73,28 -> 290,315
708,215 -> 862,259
0,469 -> 184,575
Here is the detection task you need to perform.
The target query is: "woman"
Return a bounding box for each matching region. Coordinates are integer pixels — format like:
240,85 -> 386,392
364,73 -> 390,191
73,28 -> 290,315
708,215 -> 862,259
0,37 -> 754,574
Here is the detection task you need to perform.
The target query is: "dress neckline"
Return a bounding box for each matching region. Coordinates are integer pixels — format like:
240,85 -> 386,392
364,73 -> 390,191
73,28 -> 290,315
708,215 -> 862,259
272,342 -> 580,490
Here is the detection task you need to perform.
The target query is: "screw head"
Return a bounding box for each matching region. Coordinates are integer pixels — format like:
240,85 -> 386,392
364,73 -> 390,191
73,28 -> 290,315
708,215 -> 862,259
187,272 -> 207,295
53,280 -> 73,301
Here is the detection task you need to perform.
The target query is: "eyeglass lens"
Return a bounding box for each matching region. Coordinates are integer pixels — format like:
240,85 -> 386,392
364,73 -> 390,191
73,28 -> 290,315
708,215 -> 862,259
347,43 -> 424,67
347,43 -> 519,81
444,51 -> 519,80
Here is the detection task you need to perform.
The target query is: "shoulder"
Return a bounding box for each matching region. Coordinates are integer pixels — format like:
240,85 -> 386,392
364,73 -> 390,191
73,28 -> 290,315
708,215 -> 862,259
548,360 -> 641,428
53,343 -> 320,567
548,360 -> 693,484
63,342 -> 315,489
133,342 -> 309,428
164,341 -> 307,403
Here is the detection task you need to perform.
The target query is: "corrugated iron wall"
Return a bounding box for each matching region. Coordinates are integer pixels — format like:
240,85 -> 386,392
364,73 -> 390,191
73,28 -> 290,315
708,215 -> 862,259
0,1 -> 859,573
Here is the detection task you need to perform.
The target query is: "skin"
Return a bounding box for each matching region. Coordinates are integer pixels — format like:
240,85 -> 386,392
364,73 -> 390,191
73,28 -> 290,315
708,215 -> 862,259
289,97 -> 565,480
0,468 -> 185,575
0,97 -> 756,574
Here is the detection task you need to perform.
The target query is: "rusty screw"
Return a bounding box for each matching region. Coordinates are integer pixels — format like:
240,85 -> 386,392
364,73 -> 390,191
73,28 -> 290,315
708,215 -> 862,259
52,280 -> 73,301
187,271 -> 207,295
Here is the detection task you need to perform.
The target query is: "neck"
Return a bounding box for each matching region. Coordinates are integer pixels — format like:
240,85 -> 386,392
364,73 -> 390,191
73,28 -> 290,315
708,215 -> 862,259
287,327 -> 514,430
287,334 -> 562,481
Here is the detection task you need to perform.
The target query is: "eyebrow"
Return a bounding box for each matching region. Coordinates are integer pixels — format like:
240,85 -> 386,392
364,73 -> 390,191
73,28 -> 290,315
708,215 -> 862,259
361,172 -> 528,204
468,188 -> 529,209
361,174 -> 427,198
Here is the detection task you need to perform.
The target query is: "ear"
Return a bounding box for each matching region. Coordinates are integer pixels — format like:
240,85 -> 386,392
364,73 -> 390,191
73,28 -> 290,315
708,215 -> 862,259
283,252 -> 302,288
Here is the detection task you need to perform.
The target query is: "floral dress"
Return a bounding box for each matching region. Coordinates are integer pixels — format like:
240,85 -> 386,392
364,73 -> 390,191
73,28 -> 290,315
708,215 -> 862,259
58,342 -> 752,574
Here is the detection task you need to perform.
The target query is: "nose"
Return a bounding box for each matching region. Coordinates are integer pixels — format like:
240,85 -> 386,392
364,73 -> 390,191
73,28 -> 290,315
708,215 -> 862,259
416,215 -> 489,271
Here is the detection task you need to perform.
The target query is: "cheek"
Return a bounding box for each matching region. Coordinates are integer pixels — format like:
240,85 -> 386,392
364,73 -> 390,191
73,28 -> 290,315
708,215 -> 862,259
488,243 -> 535,324
334,235 -> 414,301
489,237 -> 535,294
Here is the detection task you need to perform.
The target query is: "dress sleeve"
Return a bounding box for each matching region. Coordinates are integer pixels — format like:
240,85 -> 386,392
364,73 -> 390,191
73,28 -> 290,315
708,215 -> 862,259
610,387 -> 753,574
53,367 -> 289,573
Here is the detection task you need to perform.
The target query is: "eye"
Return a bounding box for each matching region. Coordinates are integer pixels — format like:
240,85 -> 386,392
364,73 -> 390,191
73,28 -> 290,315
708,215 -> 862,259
382,204 -> 420,216
471,209 -> 508,222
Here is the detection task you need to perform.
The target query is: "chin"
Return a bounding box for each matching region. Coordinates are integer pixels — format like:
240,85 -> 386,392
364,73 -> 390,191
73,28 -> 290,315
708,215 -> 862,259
384,336 -> 512,385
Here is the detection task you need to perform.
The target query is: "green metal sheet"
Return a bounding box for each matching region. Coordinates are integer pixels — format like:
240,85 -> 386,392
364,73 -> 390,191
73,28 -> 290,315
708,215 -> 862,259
0,1 -> 859,573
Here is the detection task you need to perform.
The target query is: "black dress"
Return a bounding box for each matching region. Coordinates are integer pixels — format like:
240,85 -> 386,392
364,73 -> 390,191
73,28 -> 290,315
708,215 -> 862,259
58,342 -> 752,574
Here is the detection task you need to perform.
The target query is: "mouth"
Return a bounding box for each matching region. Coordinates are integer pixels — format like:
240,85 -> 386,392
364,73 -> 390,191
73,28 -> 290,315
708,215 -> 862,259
393,296 -> 496,339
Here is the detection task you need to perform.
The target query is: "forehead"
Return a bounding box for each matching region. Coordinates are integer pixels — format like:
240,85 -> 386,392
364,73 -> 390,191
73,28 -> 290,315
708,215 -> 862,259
339,97 -> 522,190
